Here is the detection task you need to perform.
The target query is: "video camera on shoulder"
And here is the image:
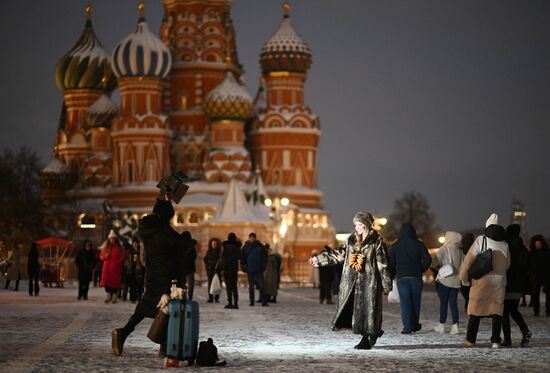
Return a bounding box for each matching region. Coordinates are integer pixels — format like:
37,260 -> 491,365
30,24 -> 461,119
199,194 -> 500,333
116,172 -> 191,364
156,171 -> 190,204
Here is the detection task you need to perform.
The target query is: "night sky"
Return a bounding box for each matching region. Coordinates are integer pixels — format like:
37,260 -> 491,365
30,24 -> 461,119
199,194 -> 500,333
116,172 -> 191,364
1,0 -> 549,236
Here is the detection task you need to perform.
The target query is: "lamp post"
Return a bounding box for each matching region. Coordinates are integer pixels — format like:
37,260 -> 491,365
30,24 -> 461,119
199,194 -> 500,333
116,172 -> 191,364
264,196 -> 290,254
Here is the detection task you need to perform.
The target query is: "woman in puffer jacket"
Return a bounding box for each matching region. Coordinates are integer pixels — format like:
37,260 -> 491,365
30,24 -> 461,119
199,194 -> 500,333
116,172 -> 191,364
432,231 -> 463,334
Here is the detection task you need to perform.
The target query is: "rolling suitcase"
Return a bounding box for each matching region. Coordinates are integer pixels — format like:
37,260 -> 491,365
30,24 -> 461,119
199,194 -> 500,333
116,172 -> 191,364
165,298 -> 199,367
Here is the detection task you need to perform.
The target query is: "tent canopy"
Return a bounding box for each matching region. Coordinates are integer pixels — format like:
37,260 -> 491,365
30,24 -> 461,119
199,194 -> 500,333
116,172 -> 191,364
36,237 -> 73,250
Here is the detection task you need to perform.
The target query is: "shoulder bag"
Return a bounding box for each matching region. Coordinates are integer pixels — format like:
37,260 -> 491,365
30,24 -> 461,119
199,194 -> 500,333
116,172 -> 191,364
468,235 -> 493,280
437,247 -> 454,279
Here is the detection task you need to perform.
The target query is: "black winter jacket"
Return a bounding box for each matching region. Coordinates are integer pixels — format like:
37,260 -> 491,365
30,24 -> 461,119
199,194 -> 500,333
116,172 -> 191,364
221,239 -> 242,273
389,223 -> 432,279
138,203 -> 187,293
505,236 -> 529,294
75,248 -> 97,274
204,240 -> 222,277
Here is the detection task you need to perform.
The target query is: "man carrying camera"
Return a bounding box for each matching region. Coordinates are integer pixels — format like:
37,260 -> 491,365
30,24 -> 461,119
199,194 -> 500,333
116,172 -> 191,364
112,174 -> 191,356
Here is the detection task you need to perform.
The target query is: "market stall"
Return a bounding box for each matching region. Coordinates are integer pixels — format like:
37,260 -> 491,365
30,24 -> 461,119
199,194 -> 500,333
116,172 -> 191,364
35,237 -> 73,287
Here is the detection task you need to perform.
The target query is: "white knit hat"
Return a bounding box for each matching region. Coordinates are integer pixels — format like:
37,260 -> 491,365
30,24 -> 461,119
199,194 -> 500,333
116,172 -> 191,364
485,213 -> 499,227
107,229 -> 117,239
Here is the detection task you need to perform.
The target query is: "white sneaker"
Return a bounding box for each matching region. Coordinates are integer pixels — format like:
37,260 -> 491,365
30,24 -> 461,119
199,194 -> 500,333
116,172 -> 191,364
492,343 -> 500,349
450,324 -> 459,334
434,323 -> 445,333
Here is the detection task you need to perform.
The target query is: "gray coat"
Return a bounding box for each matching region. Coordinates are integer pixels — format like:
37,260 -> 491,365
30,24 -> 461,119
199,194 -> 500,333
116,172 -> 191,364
7,247 -> 21,281
316,231 -> 392,336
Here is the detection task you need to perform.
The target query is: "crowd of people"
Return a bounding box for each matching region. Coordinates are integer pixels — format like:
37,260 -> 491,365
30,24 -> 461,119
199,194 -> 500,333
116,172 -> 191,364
310,211 -> 550,350
1,203 -> 548,354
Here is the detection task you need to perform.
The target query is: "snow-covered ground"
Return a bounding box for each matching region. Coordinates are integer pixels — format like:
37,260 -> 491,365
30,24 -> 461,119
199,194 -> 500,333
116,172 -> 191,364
0,281 -> 548,372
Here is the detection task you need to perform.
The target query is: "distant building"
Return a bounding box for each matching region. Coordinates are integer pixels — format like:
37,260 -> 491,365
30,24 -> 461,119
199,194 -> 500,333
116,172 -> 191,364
510,197 -> 527,238
39,1 -> 335,281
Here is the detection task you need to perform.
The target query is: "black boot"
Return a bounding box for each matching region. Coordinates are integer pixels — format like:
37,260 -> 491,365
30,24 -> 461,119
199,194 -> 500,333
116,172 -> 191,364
112,328 -> 130,356
369,330 -> 384,347
520,331 -> 532,347
354,335 -> 371,350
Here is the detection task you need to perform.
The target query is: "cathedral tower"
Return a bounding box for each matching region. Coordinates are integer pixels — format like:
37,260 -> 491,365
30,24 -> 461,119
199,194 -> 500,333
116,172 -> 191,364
109,2 -> 173,207
160,0 -> 240,178
250,3 -> 322,208
54,4 -> 116,168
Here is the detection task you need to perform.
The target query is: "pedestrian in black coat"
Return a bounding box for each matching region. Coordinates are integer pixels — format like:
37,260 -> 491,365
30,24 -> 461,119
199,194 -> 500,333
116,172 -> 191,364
222,232 -> 242,309
388,223 -> 432,334
204,237 -> 223,303
529,234 -> 550,316
75,240 -> 97,300
27,242 -> 40,296
112,197 -> 189,356
501,224 -> 531,347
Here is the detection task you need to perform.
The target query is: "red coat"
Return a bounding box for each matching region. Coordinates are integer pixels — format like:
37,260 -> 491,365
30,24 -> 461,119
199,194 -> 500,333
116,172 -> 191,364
100,241 -> 126,289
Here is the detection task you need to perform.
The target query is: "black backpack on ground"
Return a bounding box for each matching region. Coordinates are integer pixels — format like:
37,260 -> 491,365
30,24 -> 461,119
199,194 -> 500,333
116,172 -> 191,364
196,338 -> 226,366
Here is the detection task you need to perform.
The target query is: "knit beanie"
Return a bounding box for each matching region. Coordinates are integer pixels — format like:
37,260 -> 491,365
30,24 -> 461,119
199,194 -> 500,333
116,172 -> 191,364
353,211 -> 374,228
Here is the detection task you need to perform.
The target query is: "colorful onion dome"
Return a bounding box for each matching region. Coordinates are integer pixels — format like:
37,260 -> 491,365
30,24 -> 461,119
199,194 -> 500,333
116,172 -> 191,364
111,2 -> 172,79
204,71 -> 253,121
259,3 -> 312,74
55,5 -> 116,92
87,94 -> 118,128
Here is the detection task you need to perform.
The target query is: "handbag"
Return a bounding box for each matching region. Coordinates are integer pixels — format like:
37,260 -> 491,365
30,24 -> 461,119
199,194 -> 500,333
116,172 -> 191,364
387,279 -> 400,303
209,273 -> 222,295
147,310 -> 169,344
468,235 -> 493,280
437,247 -> 454,279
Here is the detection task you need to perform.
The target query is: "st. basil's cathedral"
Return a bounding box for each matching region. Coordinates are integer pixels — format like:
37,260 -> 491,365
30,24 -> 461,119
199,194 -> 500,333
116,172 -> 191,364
39,1 -> 335,281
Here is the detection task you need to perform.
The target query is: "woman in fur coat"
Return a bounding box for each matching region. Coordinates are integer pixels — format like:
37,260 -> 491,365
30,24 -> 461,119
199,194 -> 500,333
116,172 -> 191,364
309,211 -> 392,350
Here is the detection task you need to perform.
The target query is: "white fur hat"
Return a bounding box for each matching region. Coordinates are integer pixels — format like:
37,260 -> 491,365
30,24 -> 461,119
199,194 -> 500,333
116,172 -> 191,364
485,213 -> 499,227
107,229 -> 117,239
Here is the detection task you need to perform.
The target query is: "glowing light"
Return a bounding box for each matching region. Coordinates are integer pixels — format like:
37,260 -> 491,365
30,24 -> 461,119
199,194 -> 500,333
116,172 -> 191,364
378,217 -> 387,226
279,222 -> 288,237
438,236 -> 445,244
336,233 -> 350,242
280,197 -> 290,207
264,198 -> 273,207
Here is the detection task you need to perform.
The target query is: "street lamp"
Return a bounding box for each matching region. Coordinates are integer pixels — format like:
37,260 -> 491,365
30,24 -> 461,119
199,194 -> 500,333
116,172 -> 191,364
438,236 -> 445,244
264,196 -> 290,253
373,216 -> 388,231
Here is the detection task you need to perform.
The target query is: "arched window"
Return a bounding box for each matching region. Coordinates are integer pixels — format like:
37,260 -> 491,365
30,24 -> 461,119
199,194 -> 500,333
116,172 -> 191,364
189,212 -> 199,224
176,212 -> 186,225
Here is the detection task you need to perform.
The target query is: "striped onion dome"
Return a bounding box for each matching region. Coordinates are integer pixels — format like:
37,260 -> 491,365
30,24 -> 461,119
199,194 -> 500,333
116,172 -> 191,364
87,94 -> 118,128
204,71 -> 253,121
55,5 -> 116,92
111,3 -> 171,79
259,3 -> 312,74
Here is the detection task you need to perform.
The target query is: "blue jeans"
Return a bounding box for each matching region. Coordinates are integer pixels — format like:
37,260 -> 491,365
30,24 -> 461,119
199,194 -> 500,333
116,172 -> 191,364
247,271 -> 267,305
437,283 -> 459,324
397,276 -> 423,332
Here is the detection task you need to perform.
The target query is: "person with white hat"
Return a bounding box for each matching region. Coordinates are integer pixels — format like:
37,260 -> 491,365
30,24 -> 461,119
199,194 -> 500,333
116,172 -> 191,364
459,213 -> 510,348
100,230 -> 126,304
